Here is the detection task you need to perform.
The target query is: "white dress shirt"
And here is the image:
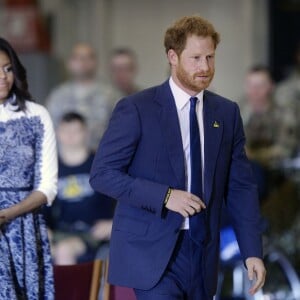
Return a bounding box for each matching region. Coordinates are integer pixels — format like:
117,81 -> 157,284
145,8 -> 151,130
169,77 -> 205,229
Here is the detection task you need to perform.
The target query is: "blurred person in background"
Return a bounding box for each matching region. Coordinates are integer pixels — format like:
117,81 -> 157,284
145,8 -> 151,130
43,112 -> 115,265
240,65 -> 297,167
274,43 -> 300,270
0,37 -> 57,299
110,48 -> 140,97
240,66 -> 300,266
275,41 -> 300,144
46,43 -> 116,151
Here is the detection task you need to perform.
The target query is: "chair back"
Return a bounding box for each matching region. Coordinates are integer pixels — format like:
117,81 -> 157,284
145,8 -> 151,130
54,260 -> 109,300
109,285 -> 136,300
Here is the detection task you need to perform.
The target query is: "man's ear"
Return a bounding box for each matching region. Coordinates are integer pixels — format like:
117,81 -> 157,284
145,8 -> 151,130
167,49 -> 179,66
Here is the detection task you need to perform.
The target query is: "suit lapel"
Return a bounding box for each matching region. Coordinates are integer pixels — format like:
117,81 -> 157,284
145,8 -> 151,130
155,81 -> 185,188
154,83 -> 224,201
203,91 -> 223,204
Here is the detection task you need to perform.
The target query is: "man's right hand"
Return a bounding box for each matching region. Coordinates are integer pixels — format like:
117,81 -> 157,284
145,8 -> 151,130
165,189 -> 206,217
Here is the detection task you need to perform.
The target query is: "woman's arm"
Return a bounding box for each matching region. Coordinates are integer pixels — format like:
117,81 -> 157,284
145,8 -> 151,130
33,106 -> 58,204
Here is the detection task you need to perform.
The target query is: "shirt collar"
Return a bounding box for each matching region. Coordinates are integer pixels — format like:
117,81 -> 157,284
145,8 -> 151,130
169,77 -> 204,111
0,94 -> 16,107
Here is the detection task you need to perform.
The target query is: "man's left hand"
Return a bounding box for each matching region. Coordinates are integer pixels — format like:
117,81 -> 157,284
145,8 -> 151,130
246,257 -> 266,295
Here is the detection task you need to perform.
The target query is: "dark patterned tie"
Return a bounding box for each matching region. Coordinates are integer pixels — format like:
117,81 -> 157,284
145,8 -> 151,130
189,97 -> 206,245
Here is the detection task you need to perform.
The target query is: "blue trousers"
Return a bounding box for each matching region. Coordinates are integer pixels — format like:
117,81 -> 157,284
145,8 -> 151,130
134,231 -> 212,300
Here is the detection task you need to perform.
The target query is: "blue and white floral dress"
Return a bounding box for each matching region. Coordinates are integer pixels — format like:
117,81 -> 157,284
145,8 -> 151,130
0,96 -> 57,300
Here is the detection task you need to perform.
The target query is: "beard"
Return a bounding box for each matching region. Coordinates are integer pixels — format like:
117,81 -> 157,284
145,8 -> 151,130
176,62 -> 214,93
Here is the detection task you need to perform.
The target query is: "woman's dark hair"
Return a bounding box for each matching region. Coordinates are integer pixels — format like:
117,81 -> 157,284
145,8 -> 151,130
0,37 -> 33,111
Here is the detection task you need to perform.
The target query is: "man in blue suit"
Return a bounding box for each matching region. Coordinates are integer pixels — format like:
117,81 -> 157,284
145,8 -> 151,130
90,16 -> 266,299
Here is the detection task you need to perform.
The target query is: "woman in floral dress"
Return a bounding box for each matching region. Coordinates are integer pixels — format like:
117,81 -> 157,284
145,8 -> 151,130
0,38 -> 57,299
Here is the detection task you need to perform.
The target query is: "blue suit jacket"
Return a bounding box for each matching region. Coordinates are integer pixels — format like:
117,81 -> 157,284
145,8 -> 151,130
90,81 -> 263,296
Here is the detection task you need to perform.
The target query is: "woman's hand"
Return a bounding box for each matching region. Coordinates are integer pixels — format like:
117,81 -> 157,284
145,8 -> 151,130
0,210 -> 8,226
0,191 -> 47,228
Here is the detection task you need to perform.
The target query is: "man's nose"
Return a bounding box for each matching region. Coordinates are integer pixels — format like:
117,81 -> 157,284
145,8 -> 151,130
197,58 -> 209,72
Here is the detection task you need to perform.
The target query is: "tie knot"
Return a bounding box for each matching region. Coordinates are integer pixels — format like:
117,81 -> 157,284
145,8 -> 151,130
190,97 -> 198,108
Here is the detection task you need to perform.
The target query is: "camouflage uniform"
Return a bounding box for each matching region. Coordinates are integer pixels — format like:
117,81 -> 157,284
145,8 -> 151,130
46,81 -> 118,151
274,70 -> 300,142
275,71 -> 300,108
239,100 -> 298,167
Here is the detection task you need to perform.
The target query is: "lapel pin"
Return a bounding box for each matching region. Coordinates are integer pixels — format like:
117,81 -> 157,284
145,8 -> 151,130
213,121 -> 220,128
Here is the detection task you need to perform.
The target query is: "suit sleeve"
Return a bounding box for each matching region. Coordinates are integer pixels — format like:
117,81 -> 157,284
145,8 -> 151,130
90,98 -> 169,217
225,103 -> 263,261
